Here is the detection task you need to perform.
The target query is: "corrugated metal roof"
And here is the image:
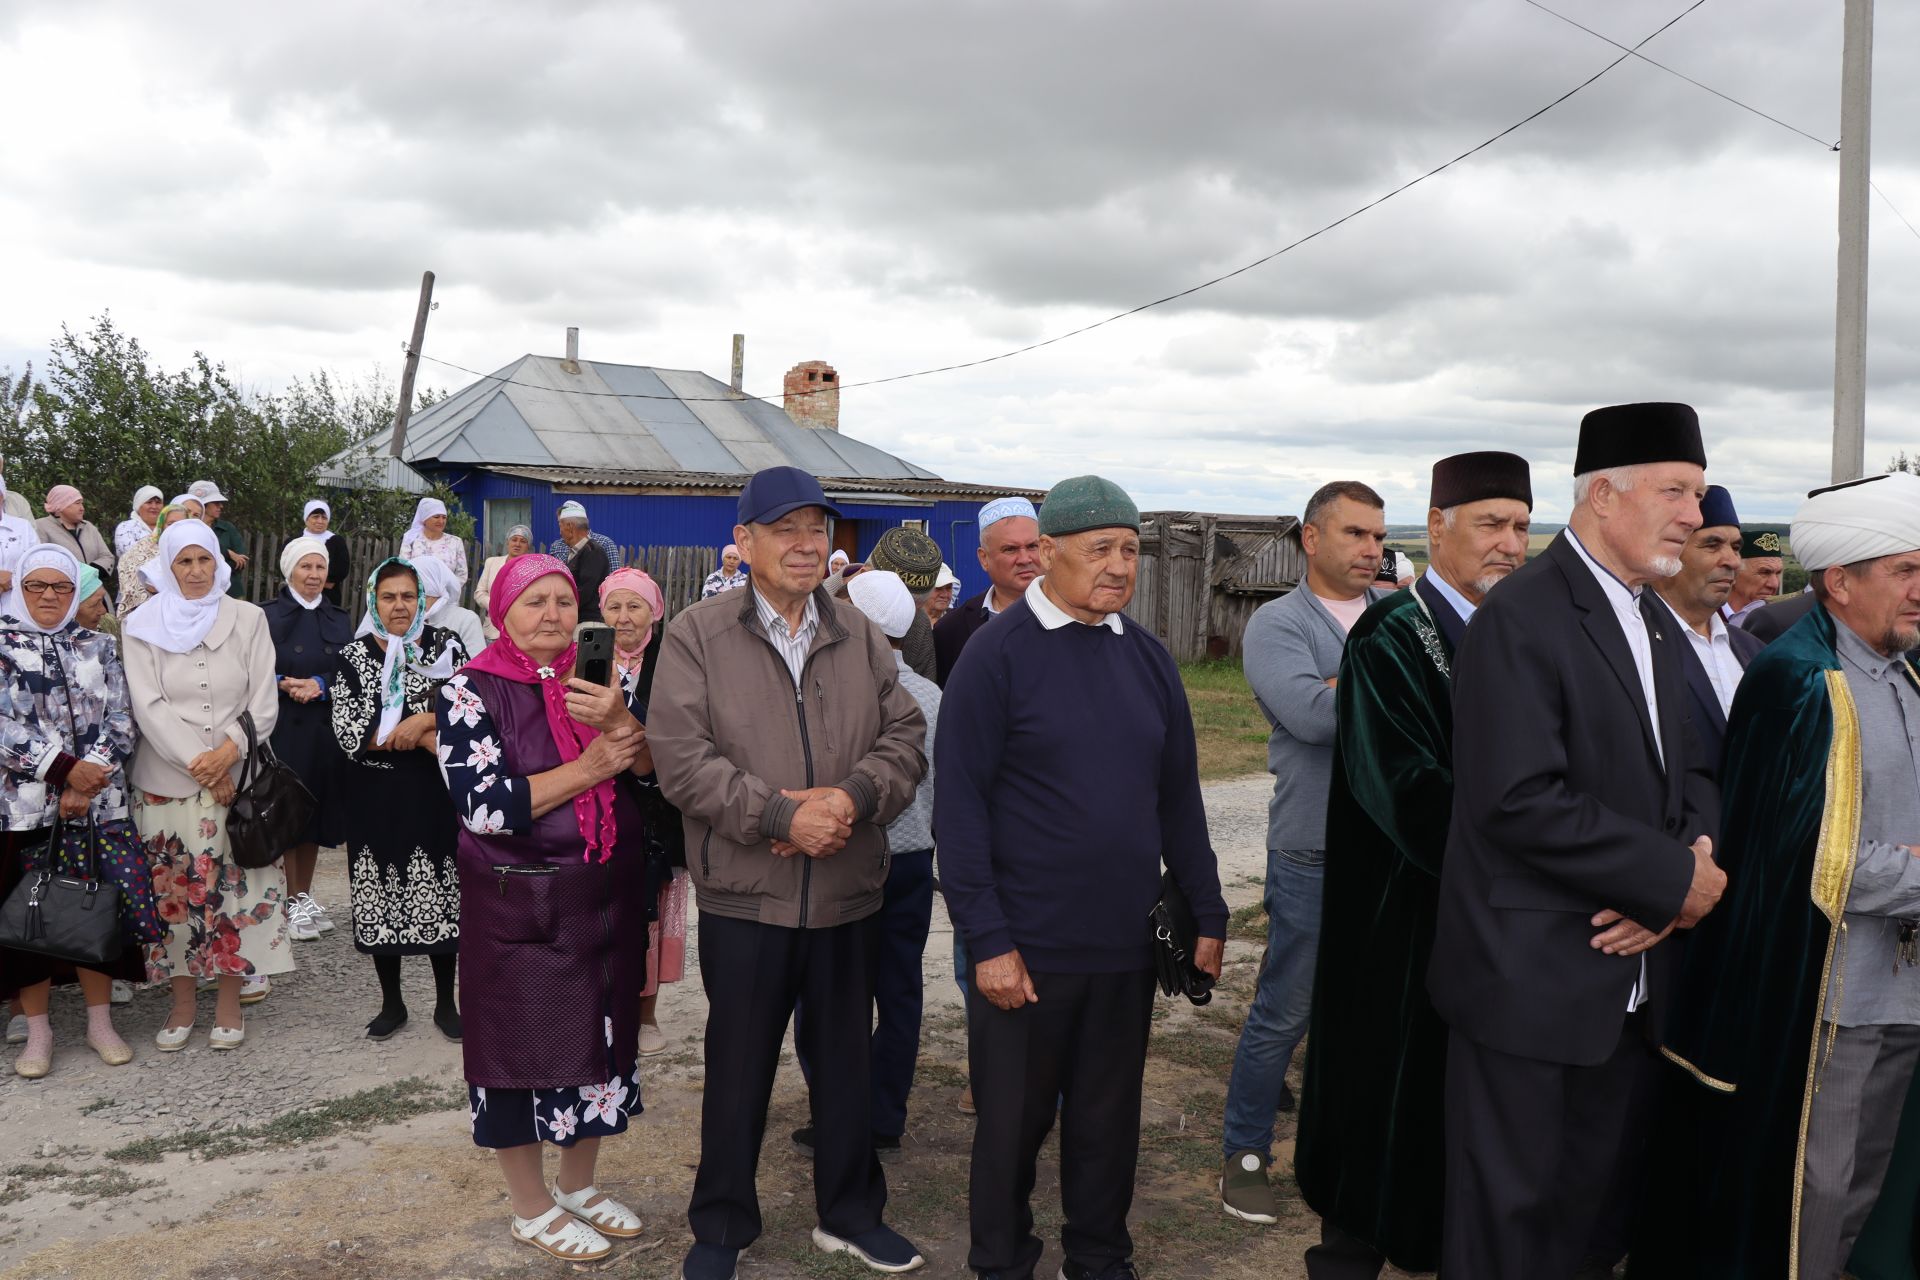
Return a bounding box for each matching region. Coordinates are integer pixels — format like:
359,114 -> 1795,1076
335,354 -> 941,482
313,450 -> 434,494
478,465 -> 1044,501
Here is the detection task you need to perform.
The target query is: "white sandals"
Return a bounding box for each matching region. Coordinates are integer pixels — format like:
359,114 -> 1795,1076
511,1204 -> 613,1261
550,1182 -> 645,1238
155,1024 -> 193,1052
209,1024 -> 245,1051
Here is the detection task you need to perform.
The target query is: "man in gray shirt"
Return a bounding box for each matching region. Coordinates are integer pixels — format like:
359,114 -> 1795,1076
1220,480 -> 1389,1223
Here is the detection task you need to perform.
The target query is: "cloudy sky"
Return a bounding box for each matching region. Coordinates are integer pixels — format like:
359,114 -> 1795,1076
3,0 -> 1917,521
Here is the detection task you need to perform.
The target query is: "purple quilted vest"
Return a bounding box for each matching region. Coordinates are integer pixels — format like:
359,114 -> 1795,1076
456,671 -> 648,1089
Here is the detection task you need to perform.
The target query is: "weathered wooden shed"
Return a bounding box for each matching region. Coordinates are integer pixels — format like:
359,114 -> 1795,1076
1134,511 -> 1307,661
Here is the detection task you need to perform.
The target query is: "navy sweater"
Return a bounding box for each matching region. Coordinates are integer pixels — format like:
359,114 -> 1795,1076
934,597 -> 1229,973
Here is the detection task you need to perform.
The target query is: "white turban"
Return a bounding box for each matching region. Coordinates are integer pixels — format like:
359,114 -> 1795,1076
1790,472 -> 1920,571
847,569 -> 916,639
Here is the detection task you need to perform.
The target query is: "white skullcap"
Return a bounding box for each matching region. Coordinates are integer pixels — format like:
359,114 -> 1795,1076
979,497 -> 1038,528
1791,472 -> 1920,571
847,569 -> 916,639
557,500 -> 588,522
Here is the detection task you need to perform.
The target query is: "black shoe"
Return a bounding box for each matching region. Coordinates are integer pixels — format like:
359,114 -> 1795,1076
683,1241 -> 740,1280
433,1004 -> 463,1042
1276,1081 -> 1296,1112
1060,1262 -> 1139,1280
874,1133 -> 901,1163
366,1007 -> 408,1041
792,1125 -> 816,1157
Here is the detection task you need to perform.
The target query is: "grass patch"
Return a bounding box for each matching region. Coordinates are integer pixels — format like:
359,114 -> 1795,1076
913,1059 -> 969,1091
1178,659 -> 1270,781
106,1077 -> 464,1165
79,1097 -> 114,1117
1228,899 -> 1267,942
0,1162 -> 157,1207
1148,1027 -> 1239,1075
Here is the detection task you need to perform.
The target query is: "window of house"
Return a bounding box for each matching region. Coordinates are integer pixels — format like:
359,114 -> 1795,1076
486,498 -> 533,551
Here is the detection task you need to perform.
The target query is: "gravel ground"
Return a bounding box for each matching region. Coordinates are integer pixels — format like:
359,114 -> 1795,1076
0,775 -> 1354,1280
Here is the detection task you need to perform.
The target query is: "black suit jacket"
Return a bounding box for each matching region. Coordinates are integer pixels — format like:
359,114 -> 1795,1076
932,590 -> 994,687
1740,592 -> 1815,644
1656,599 -> 1764,769
569,540 -> 611,623
1429,533 -> 1719,1067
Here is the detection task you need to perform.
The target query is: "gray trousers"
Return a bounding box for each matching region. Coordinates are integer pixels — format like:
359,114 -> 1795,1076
1798,1021 -> 1920,1280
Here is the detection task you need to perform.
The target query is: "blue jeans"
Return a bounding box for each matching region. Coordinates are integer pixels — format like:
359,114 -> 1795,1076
1222,847 -> 1325,1158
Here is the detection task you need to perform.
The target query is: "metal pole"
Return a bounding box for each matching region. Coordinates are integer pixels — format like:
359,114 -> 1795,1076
1831,0 -> 1873,483
391,270 -> 436,459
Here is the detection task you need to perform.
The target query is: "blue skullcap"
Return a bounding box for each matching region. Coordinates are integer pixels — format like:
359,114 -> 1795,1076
1699,485 -> 1739,531
978,497 -> 1037,529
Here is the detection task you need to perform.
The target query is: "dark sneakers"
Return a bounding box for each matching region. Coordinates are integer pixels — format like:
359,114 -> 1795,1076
1220,1149 -> 1280,1224
1277,1081 -> 1296,1112
682,1242 -> 739,1280
812,1224 -> 926,1273
1059,1261 -> 1140,1280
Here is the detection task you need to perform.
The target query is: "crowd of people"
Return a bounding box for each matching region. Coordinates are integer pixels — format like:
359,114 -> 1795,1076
3,409 -> 1912,1280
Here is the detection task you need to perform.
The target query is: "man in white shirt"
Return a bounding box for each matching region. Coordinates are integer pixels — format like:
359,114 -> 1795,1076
1652,485 -> 1765,769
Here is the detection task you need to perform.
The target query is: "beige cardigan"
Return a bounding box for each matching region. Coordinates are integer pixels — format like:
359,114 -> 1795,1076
123,597 -> 280,799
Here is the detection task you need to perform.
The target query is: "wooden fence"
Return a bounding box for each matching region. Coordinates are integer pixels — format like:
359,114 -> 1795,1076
230,532 -> 722,629
1135,512 -> 1306,661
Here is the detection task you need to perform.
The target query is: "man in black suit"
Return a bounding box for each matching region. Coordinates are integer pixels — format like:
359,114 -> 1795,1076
1649,486 -> 1766,770
1743,587 -> 1816,644
1429,402 -> 1727,1280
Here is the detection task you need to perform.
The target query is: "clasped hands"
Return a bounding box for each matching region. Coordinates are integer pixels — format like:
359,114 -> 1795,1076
278,676 -> 323,704
187,739 -> 241,806
770,787 -> 856,859
565,678 -> 647,781
1590,835 -> 1725,957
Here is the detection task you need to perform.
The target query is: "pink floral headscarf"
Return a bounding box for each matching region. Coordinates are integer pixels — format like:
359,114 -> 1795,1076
464,553 -> 617,861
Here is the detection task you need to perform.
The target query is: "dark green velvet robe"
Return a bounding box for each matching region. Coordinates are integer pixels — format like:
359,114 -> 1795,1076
1296,587 -> 1456,1271
1630,603 -> 1920,1279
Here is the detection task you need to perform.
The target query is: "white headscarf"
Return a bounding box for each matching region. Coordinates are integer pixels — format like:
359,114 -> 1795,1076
303,499 -> 335,543
413,554 -> 459,623
1,544 -> 84,634
404,497 -> 447,545
124,521 -> 232,654
1791,472 -> 1920,571
280,536 -> 331,610
126,485 -> 163,528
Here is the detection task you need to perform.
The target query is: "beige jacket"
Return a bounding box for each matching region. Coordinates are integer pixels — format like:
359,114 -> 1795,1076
123,597 -> 279,798
650,583 -> 928,929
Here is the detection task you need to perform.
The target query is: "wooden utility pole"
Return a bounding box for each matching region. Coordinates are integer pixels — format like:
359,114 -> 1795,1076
1831,0 -> 1873,483
391,270 -> 436,459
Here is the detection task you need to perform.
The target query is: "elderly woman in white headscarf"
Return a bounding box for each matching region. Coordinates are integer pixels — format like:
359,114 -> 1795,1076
0,544 -> 152,1078
0,474 -> 38,596
115,486 -> 164,558
262,536 -> 352,942
122,520 -> 288,1051
400,497 -> 467,592
413,554 -> 486,659
329,557 -> 465,1041
117,495 -> 201,617
301,499 -> 353,607
474,524 -> 533,643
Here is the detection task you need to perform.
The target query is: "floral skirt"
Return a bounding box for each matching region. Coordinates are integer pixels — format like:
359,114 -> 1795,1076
468,1062 -> 642,1150
136,790 -> 295,982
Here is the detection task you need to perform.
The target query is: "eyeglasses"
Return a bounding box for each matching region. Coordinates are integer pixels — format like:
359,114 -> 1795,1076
22,582 -> 75,598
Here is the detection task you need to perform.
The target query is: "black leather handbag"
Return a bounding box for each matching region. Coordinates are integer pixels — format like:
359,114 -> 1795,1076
226,710 -> 315,870
1150,869 -> 1216,1006
0,820 -> 124,966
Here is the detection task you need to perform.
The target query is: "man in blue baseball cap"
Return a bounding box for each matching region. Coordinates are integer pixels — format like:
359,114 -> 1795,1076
652,465 -> 931,1279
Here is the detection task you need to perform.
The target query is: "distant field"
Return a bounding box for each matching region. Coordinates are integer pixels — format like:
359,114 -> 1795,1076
1178,659 -> 1271,781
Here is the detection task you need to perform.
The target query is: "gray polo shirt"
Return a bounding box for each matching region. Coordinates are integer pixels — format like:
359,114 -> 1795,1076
1828,618 -> 1920,1027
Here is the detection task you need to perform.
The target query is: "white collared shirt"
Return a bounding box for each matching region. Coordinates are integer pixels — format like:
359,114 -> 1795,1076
1565,528 -> 1664,1014
1024,577 -> 1124,634
754,590 -> 820,687
1420,566 -> 1478,623
1658,594 -> 1744,717
1721,597 -> 1766,629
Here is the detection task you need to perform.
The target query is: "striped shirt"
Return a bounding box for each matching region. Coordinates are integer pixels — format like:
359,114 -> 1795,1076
754,590 -> 820,687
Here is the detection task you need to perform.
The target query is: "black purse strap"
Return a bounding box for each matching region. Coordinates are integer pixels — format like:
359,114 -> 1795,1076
235,709 -> 261,791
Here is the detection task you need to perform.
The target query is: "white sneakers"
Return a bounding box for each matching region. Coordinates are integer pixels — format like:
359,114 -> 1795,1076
4,1014 -> 25,1045
239,975 -> 271,1004
287,892 -> 335,941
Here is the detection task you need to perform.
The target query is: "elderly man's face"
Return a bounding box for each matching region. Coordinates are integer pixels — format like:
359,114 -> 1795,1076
1826,552 -> 1920,656
1733,555 -> 1784,606
978,516 -> 1042,598
737,507 -> 829,598
559,518 -> 588,547
1589,463 -> 1705,584
1665,524 -> 1742,618
1041,527 -> 1139,616
1427,498 -> 1530,603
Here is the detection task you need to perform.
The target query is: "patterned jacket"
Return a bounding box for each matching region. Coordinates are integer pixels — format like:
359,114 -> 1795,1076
0,620 -> 136,828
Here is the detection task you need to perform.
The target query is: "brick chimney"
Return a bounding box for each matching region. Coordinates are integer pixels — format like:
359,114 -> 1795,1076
783,360 -> 840,431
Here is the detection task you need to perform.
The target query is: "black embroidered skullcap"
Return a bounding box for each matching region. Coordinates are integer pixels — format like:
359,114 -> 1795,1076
1740,525 -> 1787,559
868,526 -> 943,591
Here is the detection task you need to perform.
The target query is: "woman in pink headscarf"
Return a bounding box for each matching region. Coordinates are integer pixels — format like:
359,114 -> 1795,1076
598,568 -> 686,1057
434,554 -> 654,1264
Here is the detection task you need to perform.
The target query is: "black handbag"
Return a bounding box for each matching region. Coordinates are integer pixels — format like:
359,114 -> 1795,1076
0,820 -> 124,966
1150,869 -> 1216,1006
226,709 -> 315,870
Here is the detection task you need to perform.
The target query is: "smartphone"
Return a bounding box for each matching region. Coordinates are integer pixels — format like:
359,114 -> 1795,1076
574,622 -> 616,687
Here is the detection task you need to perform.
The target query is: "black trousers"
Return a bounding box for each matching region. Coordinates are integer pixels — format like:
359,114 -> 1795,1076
967,967 -> 1155,1279
1441,1016 -> 1648,1280
1305,1219 -> 1387,1280
687,912 -> 886,1250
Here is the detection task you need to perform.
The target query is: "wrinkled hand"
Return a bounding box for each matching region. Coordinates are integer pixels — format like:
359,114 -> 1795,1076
784,796 -> 852,857
780,786 -> 856,824
58,786 -> 90,820
1677,835 -> 1725,928
211,776 -> 236,807
389,712 -> 435,752
187,740 -> 240,789
229,552 -> 249,570
1194,936 -> 1224,980
0,571 -> 13,593
279,677 -> 322,704
1589,910 -> 1676,957
416,729 -> 438,754
975,949 -> 1039,1010
565,678 -> 640,737
579,726 -> 640,783
65,759 -> 111,797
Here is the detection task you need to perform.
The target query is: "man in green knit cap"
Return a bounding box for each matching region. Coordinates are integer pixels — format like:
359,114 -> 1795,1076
938,474 -> 1227,1280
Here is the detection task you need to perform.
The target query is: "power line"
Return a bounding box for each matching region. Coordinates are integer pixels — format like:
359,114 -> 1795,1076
1527,0 -> 1920,249
412,0 -> 1708,405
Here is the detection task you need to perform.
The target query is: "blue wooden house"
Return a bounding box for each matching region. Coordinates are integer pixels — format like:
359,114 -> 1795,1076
322,345 -> 1040,576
